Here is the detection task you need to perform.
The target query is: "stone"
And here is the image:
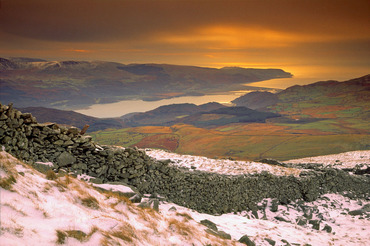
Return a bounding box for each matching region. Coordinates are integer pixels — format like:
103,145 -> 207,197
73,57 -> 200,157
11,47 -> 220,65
238,235 -> 256,246
348,209 -> 364,216
56,152 -> 76,167
264,238 -> 276,246
323,224 -> 332,233
281,239 -> 291,245
129,194 -> 142,203
217,230 -> 231,240
270,199 -> 279,212
296,217 -> 307,226
200,219 -> 218,231
309,220 -> 320,230
275,216 -> 290,223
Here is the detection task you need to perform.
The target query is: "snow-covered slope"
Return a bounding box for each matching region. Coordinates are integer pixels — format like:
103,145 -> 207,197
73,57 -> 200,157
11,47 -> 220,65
285,150 -> 370,169
146,149 -> 302,176
1,150 -> 369,246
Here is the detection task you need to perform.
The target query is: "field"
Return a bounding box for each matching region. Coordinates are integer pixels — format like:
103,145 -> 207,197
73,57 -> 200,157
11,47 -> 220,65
90,117 -> 370,161
90,75 -> 370,161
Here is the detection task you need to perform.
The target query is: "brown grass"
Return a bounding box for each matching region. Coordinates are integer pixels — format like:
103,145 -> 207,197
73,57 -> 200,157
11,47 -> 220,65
45,169 -> 57,180
167,218 -> 194,237
81,195 -> 100,209
176,212 -> 193,221
56,226 -> 99,244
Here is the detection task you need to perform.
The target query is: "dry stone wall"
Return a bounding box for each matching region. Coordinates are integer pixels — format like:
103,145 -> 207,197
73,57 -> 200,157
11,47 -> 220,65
1,103 -> 369,214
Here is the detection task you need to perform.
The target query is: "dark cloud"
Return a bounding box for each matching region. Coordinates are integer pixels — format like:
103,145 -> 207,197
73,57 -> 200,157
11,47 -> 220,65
0,0 -> 369,81
1,0 -> 369,42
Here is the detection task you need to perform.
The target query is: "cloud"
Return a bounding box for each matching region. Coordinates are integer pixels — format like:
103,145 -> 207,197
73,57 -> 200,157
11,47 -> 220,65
1,0 -> 369,43
0,0 -> 369,80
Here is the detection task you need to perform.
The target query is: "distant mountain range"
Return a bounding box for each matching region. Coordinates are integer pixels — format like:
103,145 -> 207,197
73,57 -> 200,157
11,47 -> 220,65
13,74 -> 370,160
0,57 -> 292,109
233,74 -> 370,119
16,74 -> 370,132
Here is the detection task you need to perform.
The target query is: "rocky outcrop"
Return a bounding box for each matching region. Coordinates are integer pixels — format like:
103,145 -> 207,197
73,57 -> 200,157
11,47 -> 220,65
1,102 -> 369,215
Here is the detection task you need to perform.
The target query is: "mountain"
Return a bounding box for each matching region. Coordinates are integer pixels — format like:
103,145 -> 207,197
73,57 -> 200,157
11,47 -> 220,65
123,102 -> 226,126
90,75 -> 370,160
0,57 -> 292,109
175,106 -> 280,127
232,91 -> 279,110
232,74 -> 370,119
17,107 -> 123,132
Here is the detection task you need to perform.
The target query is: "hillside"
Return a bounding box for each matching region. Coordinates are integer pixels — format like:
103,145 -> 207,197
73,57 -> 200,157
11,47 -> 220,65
174,106 -> 280,127
123,102 -> 226,127
232,91 -> 279,110
17,106 -> 123,132
90,75 -> 370,160
0,103 -> 369,245
122,103 -> 279,127
0,57 -> 291,109
233,74 -> 370,119
1,144 -> 369,245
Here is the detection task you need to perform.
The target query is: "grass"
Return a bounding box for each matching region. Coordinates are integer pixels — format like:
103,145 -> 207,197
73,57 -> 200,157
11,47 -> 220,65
56,227 -> 99,244
45,169 -> 58,180
176,212 -> 193,221
0,174 -> 17,190
167,218 -> 194,237
81,195 -> 100,209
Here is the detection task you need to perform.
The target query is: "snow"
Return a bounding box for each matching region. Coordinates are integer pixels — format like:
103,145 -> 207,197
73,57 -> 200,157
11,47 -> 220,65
285,150 -> 370,169
1,149 -> 369,246
92,183 -> 135,194
35,161 -> 54,167
146,149 -> 302,176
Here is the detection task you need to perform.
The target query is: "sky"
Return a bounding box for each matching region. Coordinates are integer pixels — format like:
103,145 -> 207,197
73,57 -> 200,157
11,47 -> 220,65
0,0 -> 369,83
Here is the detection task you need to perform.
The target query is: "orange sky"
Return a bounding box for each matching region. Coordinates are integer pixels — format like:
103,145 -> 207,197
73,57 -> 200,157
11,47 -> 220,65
0,0 -> 369,84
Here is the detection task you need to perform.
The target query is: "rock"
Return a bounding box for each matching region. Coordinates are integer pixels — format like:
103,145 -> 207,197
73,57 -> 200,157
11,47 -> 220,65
309,220 -> 320,230
90,178 -> 103,184
239,235 -> 256,246
217,230 -> 231,240
138,201 -> 150,209
348,209 -> 364,216
56,152 -> 76,167
275,216 -> 290,223
362,204 -> 370,212
31,162 -> 55,173
200,219 -> 218,231
281,239 -> 291,245
296,217 -> 307,226
323,224 -> 332,233
264,238 -> 276,246
129,194 -> 142,203
270,199 -> 279,212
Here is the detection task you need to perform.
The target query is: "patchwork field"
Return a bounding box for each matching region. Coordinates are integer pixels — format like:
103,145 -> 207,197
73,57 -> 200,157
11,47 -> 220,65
90,117 -> 370,161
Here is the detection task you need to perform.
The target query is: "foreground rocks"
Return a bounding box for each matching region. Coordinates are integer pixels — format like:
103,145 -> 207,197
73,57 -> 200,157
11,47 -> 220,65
1,102 -> 369,215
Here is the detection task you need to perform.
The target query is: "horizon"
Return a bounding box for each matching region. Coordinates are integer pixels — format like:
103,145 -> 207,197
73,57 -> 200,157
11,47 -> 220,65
1,0 -> 369,85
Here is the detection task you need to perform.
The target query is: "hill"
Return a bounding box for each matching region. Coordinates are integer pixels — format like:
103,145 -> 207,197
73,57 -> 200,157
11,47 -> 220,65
175,106 -> 280,127
1,104 -> 369,245
1,140 -> 369,245
17,106 -> 123,132
232,91 -> 279,110
90,75 -> 370,160
233,74 -> 370,119
0,57 -> 292,109
123,102 -> 226,127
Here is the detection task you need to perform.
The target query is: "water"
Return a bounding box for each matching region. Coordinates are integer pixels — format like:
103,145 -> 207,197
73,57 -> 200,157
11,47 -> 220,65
74,76 -> 327,118
75,92 -> 248,118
